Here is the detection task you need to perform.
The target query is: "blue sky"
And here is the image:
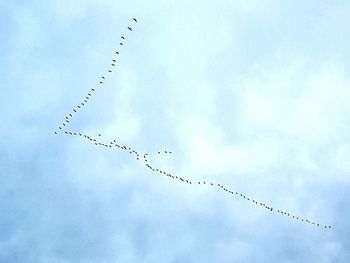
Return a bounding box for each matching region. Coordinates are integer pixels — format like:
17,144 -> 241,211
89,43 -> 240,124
1,0 -> 350,262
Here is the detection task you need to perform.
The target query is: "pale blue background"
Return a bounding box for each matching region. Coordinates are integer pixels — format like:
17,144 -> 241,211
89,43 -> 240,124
1,1 -> 350,262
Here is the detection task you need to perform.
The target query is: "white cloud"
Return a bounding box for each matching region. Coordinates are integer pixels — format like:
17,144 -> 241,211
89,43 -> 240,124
212,240 -> 252,263
333,145 -> 350,173
3,0 -> 350,262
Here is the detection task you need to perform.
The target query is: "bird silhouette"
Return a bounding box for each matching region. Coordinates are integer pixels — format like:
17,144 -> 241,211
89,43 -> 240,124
55,18 -> 330,231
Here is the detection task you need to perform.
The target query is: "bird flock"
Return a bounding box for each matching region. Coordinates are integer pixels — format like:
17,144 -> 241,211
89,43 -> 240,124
55,17 -> 331,230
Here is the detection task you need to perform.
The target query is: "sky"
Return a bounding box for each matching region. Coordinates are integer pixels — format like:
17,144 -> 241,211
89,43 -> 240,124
1,0 -> 350,262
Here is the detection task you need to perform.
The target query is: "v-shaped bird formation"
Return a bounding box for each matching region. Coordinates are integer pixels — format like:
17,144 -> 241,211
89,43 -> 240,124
55,17 -> 331,230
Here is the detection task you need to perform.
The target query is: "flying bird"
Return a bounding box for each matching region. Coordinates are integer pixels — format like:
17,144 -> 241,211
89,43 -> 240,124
54,20 -> 329,231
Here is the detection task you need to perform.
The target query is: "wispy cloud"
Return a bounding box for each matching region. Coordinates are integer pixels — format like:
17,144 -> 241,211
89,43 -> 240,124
1,0 -> 350,262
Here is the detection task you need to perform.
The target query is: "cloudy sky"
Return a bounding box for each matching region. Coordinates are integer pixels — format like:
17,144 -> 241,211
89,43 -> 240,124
1,0 -> 350,262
